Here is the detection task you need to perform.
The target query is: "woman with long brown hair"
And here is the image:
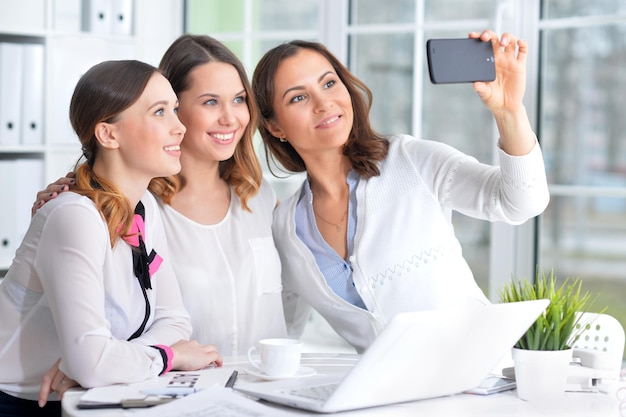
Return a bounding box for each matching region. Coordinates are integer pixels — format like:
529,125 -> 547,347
253,31 -> 550,353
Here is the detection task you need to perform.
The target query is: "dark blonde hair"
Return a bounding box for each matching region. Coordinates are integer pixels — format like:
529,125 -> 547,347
70,60 -> 159,246
252,40 -> 389,178
157,34 -> 262,211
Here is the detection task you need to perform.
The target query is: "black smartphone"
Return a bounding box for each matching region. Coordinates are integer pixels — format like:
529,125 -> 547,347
426,38 -> 495,84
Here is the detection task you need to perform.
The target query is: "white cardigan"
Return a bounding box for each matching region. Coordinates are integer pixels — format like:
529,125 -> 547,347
274,134 -> 550,353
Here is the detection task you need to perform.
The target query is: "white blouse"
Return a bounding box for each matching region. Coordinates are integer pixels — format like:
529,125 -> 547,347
159,178 -> 287,357
0,191 -> 191,401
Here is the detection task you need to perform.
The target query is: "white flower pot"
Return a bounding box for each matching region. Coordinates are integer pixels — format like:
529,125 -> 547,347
511,347 -> 572,401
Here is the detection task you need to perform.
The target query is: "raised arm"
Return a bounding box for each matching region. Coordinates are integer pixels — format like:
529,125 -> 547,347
470,30 -> 536,157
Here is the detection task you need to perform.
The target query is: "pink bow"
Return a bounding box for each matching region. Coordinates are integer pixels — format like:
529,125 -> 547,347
123,210 -> 163,282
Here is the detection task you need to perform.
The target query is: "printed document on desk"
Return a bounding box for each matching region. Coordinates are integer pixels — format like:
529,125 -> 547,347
131,386 -> 297,417
77,370 -> 232,409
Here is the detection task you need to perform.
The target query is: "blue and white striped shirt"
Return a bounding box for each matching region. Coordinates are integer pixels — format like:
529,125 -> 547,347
295,170 -> 366,309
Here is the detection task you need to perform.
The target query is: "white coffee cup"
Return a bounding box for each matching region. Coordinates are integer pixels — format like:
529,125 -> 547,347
247,338 -> 303,377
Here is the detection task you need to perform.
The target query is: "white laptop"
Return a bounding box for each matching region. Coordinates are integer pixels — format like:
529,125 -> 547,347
235,299 -> 549,413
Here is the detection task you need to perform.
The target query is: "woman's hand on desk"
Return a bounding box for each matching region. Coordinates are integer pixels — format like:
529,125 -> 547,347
36,341 -> 222,406
171,340 -> 223,370
38,358 -> 79,407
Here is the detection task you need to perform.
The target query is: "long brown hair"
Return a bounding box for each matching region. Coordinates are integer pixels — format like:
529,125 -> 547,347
157,34 -> 262,211
70,60 -> 158,246
252,40 -> 389,178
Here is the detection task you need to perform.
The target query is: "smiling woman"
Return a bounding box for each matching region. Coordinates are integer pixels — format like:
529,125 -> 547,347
31,34 -> 288,360
0,60 -> 222,417
252,34 -> 550,353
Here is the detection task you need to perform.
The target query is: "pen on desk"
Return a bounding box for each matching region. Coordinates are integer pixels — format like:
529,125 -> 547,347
141,387 -> 203,397
121,397 -> 176,408
225,370 -> 238,388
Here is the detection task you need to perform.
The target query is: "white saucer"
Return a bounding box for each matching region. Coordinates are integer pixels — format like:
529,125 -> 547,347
245,366 -> 317,381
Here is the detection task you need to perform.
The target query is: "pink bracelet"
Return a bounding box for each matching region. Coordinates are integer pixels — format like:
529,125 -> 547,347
154,344 -> 174,374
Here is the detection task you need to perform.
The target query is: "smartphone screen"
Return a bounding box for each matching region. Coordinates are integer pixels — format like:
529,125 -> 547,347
426,38 -> 496,84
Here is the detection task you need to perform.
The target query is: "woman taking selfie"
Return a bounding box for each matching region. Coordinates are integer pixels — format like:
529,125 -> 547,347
252,30 -> 550,353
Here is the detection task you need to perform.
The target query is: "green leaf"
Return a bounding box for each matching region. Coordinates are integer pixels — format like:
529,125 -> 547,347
498,269 -> 604,351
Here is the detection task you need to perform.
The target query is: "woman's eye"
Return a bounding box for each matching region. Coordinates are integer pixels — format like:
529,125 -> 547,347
174,107 -> 179,115
155,108 -> 164,116
324,79 -> 336,89
289,94 -> 305,104
234,95 -> 246,104
204,99 -> 218,106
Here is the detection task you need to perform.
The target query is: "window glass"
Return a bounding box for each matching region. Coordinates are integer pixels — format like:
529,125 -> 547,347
422,76 -> 494,162
540,26 -> 626,186
350,0 -> 415,24
350,0 -> 496,24
187,0 -> 317,33
424,0 -> 493,21
253,0 -> 318,31
539,195 -> 626,321
349,33 -> 413,136
539,11 -> 626,359
542,0 -> 626,19
220,39 -> 303,74
251,39 -> 313,64
186,0 -> 245,33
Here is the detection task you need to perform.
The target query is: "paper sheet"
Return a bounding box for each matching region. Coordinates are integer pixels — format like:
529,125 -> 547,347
78,369 -> 233,407
79,384 -> 148,404
131,386 -> 298,417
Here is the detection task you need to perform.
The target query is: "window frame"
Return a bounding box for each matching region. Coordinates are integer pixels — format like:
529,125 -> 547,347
184,0 -> 626,301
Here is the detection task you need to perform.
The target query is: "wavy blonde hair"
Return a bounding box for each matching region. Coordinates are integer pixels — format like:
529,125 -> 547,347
157,34 -> 262,211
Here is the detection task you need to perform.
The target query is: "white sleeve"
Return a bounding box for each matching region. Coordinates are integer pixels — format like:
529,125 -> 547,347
282,289 -> 312,339
406,136 -> 549,224
35,203 -> 169,388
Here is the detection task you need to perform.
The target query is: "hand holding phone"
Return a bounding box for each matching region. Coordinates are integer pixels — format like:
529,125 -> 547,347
426,38 -> 496,84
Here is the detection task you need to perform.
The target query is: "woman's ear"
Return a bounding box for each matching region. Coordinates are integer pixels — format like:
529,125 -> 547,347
94,122 -> 120,150
266,119 -> 285,140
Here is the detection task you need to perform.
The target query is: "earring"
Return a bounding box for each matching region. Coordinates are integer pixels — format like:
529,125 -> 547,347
279,136 -> 287,143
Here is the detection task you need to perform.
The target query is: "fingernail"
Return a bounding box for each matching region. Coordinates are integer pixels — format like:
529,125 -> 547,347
502,37 -> 509,45
38,399 -> 45,408
62,185 -> 68,191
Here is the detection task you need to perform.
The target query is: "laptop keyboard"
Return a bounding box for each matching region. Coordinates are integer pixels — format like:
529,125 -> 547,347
282,383 -> 339,401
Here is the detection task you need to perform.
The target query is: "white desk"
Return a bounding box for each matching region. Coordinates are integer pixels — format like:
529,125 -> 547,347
62,353 -> 623,417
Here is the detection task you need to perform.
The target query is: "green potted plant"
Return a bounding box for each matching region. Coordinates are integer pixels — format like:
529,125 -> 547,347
499,269 -> 600,401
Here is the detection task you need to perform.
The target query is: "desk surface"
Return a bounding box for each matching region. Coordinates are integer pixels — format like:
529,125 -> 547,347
62,353 -> 623,417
